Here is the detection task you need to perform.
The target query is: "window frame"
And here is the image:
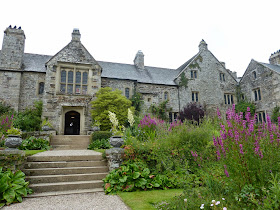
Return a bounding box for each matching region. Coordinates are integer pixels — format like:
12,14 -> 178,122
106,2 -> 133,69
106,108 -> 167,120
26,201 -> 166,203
220,73 -> 225,82
192,91 -> 199,102
125,88 -> 130,99
38,82 -> 45,95
224,94 -> 234,104
164,91 -> 169,101
253,88 -> 261,101
191,70 -> 198,79
59,67 -> 89,95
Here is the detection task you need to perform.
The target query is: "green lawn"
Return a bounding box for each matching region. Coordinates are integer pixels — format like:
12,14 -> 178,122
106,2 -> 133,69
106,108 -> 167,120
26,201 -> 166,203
23,150 -> 46,156
93,149 -> 106,153
118,189 -> 183,210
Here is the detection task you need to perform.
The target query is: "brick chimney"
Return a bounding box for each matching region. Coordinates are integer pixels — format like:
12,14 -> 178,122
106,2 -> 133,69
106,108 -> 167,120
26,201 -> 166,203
134,50 -> 144,69
269,50 -> 280,65
0,26 -> 25,70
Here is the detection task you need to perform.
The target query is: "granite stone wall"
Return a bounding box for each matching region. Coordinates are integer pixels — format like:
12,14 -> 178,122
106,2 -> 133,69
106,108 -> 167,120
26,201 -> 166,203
0,71 -> 22,111
240,60 -> 280,117
176,48 -> 237,117
18,72 -> 46,111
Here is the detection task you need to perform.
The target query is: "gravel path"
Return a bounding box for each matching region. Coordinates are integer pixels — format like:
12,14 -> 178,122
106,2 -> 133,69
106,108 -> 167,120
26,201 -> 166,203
3,192 -> 130,210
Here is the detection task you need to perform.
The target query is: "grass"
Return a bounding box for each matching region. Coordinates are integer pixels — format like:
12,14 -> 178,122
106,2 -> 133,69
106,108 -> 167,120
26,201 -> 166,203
93,149 -> 106,153
23,150 -> 46,156
118,189 -> 183,210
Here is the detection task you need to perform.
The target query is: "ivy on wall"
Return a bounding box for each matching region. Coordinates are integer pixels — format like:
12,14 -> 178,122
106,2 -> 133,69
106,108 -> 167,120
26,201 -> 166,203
179,72 -> 189,88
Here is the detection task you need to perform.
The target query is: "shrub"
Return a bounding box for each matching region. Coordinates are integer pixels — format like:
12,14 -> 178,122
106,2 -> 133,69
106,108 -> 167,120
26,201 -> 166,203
19,136 -> 50,150
149,100 -> 171,121
235,100 -> 256,117
0,101 -> 13,116
7,127 -> 22,136
177,102 -> 204,124
272,106 -> 280,123
13,101 -> 43,131
91,131 -> 112,142
103,162 -> 177,194
130,91 -> 143,116
0,167 -> 32,207
88,139 -> 111,150
91,87 -> 133,131
0,114 -> 13,135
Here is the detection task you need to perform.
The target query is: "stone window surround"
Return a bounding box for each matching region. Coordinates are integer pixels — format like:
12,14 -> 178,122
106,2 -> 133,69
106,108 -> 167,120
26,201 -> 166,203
168,112 -> 179,122
124,87 -> 130,99
224,93 -> 234,105
256,111 -> 266,123
252,71 -> 257,79
37,80 -> 45,96
55,63 -> 96,96
253,88 -> 261,101
220,73 -> 225,82
164,91 -> 169,101
192,91 -> 199,102
191,70 -> 197,79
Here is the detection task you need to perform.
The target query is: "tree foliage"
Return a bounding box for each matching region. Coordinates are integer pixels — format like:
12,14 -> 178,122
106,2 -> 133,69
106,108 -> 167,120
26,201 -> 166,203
235,100 -> 256,116
272,106 -> 280,123
130,91 -> 143,116
178,102 -> 204,124
91,87 -> 133,131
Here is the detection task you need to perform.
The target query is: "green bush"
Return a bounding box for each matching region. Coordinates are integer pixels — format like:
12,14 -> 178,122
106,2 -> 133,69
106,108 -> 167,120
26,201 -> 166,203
272,106 -> 280,123
0,101 -> 13,116
91,131 -> 112,142
19,136 -> 50,150
103,162 -> 177,194
88,139 -> 111,150
13,101 -> 43,132
0,167 -> 32,207
91,87 -> 133,131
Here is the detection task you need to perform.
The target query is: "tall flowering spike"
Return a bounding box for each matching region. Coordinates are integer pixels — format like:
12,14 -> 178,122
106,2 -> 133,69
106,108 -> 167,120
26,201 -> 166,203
108,111 -> 119,129
127,108 -> 134,127
217,108 -> 221,120
278,116 -> 280,130
239,144 -> 244,155
224,165 -> 229,177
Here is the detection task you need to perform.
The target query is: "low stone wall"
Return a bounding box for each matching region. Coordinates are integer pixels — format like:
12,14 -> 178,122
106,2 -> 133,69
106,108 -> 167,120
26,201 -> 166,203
0,150 -> 26,172
22,130 -> 56,142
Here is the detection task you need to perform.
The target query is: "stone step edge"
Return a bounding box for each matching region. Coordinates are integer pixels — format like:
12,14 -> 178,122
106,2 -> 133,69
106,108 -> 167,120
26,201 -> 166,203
26,172 -> 108,179
25,160 -> 107,164
24,166 -> 108,171
25,188 -> 104,198
29,180 -> 103,187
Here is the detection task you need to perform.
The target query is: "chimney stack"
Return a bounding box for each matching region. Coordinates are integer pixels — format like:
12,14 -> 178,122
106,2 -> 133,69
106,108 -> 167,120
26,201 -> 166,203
134,50 -> 144,69
269,50 -> 280,65
199,39 -> 208,52
72,28 -> 81,42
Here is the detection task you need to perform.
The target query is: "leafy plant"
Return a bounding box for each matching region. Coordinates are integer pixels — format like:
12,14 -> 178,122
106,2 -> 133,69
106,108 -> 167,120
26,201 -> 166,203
235,100 -> 255,117
177,102 -> 204,124
103,162 -> 176,194
179,72 -> 189,88
91,87 -> 133,131
88,139 -> 111,150
149,100 -> 171,121
0,114 -> 13,135
0,101 -> 13,116
7,127 -> 22,136
272,106 -> 280,123
13,100 -> 43,131
19,136 -> 50,150
41,119 -> 53,128
91,131 -> 112,142
0,167 -> 32,207
130,91 -> 143,116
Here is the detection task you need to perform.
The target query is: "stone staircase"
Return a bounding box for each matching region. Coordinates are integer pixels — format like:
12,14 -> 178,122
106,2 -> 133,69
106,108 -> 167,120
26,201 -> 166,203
23,135 -> 108,197
50,135 -> 90,150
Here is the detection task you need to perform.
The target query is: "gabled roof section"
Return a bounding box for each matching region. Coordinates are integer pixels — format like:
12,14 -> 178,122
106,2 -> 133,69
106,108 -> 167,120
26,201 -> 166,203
46,40 -> 98,66
99,61 -> 178,86
174,53 -> 200,79
240,59 -> 280,83
259,62 -> 280,74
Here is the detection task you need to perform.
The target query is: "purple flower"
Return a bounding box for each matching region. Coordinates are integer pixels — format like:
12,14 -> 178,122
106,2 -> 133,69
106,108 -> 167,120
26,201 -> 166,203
239,144 -> 244,155
224,165 -> 229,177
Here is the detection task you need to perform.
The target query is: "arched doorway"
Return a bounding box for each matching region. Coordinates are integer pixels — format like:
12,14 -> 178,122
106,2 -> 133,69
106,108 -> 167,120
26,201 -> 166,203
64,111 -> 80,135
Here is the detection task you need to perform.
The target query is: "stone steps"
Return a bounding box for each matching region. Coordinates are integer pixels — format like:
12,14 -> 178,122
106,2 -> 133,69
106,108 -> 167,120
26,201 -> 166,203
26,173 -> 108,184
24,136 -> 108,196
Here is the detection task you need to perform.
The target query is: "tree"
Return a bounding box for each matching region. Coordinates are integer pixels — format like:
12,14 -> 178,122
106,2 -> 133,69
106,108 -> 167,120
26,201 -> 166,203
178,102 -> 204,124
91,87 -> 133,131
235,100 -> 255,117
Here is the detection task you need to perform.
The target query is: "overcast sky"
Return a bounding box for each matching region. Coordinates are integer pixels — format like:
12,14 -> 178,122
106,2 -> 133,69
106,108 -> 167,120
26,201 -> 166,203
1,0 -> 280,77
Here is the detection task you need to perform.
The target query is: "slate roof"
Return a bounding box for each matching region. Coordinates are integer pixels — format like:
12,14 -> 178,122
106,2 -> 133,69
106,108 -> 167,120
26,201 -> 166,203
22,53 -> 51,72
175,53 -> 199,74
99,61 -> 178,86
0,52 -> 179,85
259,62 -> 280,74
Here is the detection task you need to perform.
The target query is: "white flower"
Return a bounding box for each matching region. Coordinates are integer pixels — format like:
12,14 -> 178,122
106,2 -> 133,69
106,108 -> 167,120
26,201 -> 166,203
184,198 -> 187,203
215,201 -> 220,205
222,198 -> 225,200
127,108 -> 134,126
211,200 -> 216,203
223,207 -> 227,210
210,204 -> 214,206
200,204 -> 204,209
108,111 -> 118,128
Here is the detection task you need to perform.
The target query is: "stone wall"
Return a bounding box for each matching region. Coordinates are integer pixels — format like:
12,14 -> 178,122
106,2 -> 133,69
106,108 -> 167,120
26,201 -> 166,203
101,78 -> 135,98
18,72 -> 46,111
240,60 -> 280,116
176,49 -> 237,117
0,71 -> 22,111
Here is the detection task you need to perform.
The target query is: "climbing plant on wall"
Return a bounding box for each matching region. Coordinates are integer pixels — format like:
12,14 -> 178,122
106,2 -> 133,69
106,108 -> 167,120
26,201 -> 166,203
179,72 -> 189,88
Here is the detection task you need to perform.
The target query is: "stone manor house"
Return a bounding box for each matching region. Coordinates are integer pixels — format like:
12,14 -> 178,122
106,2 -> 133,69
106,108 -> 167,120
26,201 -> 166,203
0,26 -> 279,135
